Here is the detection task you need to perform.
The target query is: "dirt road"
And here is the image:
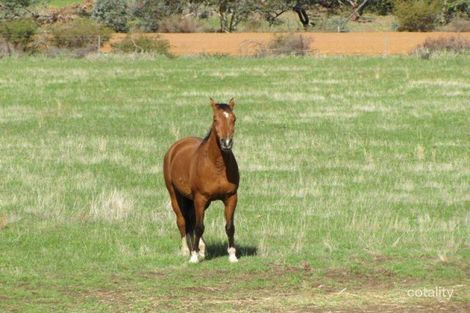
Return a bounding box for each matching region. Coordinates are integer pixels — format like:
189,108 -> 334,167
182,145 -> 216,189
104,32 -> 470,56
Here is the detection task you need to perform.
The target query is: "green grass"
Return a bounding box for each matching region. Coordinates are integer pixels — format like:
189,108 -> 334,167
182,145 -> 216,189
47,0 -> 82,8
0,55 -> 469,312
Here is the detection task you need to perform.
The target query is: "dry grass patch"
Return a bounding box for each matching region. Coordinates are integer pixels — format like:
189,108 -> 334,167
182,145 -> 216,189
89,190 -> 134,222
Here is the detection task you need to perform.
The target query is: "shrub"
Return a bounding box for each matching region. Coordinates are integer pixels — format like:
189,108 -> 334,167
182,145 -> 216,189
267,34 -> 312,56
411,36 -> 470,58
0,18 -> 38,52
158,15 -> 205,33
394,0 -> 441,32
92,0 -> 129,32
49,18 -> 112,49
111,34 -> 172,56
366,0 -> 395,16
444,17 -> 470,32
239,15 -> 265,32
316,16 -> 350,33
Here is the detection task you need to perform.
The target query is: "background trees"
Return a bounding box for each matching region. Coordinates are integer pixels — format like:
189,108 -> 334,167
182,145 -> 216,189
0,0 -> 46,20
1,0 -> 469,33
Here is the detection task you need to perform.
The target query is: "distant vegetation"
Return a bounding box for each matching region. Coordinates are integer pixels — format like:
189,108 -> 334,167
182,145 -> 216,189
0,0 -> 469,57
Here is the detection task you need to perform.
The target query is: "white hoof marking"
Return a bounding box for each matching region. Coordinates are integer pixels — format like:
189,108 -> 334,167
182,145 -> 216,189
228,247 -> 238,263
189,251 -> 199,263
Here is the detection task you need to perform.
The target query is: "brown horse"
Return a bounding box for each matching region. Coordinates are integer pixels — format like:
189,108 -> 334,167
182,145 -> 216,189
163,98 -> 239,263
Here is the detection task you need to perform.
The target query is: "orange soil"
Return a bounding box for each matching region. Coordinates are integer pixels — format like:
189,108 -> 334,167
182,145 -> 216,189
103,32 -> 470,56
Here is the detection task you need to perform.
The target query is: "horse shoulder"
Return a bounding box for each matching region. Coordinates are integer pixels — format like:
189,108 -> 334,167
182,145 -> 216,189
165,137 -> 202,198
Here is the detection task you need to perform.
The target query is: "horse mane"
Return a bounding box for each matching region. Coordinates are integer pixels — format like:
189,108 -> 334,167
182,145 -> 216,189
203,128 -> 212,142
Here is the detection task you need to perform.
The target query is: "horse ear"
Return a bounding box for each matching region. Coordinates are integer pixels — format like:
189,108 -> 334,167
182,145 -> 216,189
228,98 -> 235,110
210,97 -> 218,112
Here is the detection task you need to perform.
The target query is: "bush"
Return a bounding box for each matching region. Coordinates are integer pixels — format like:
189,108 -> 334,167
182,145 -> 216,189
394,0 -> 441,32
111,34 -> 172,56
411,36 -> 470,58
444,17 -> 470,32
267,34 -> 312,56
316,16 -> 350,32
158,15 -> 205,33
49,18 -> 112,49
128,1 -> 165,32
366,0 -> 395,15
92,0 -> 129,32
0,18 -> 38,52
240,16 -> 265,32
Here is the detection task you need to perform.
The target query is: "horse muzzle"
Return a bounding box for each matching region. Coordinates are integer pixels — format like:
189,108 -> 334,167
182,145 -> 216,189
220,138 -> 233,151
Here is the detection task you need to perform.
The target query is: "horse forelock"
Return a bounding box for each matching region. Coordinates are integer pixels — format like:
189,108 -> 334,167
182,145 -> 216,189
216,103 -> 232,112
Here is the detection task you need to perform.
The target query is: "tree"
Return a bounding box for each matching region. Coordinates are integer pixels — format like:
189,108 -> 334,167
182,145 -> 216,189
443,0 -> 470,20
129,0 -> 189,32
0,0 -> 46,20
203,0 -> 258,32
365,0 -> 394,15
394,0 -> 442,31
92,0 -> 129,32
255,0 -> 296,26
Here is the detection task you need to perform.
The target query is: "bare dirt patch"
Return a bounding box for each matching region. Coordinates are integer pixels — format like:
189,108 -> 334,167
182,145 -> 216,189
72,265 -> 470,312
103,32 -> 470,56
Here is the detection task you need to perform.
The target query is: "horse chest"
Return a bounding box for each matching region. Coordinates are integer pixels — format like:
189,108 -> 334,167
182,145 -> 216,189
194,168 -> 237,198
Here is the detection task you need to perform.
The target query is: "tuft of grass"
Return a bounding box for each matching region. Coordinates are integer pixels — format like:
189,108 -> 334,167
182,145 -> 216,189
89,190 -> 134,222
411,36 -> 470,58
268,33 -> 312,56
240,34 -> 312,57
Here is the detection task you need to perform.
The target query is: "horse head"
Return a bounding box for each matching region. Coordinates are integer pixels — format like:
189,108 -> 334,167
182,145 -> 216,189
210,98 -> 236,151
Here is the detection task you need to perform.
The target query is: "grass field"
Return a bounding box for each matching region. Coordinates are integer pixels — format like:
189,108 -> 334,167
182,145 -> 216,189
47,0 -> 82,8
0,55 -> 469,312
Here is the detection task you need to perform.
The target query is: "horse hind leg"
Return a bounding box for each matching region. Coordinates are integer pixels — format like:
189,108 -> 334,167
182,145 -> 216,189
181,197 -> 195,257
167,184 -> 191,256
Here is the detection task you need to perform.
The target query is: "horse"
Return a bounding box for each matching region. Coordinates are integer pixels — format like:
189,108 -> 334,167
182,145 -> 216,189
163,98 -> 239,263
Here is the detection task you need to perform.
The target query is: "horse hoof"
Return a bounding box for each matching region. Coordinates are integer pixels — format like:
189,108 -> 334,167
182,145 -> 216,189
198,252 -> 205,261
227,247 -> 238,263
189,252 -> 199,263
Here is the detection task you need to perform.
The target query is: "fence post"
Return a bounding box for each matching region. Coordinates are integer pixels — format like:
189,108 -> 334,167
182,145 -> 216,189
384,36 -> 389,56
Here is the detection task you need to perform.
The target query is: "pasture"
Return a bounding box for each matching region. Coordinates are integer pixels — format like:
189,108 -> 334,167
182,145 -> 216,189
0,55 -> 469,312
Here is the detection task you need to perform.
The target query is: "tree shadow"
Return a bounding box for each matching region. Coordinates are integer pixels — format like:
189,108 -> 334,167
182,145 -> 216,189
205,241 -> 257,260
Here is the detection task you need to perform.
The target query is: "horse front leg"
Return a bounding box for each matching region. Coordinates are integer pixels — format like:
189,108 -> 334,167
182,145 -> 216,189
189,194 -> 208,263
224,193 -> 238,263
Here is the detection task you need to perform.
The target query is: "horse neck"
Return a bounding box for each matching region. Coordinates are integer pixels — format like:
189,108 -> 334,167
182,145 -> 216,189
204,126 -> 226,168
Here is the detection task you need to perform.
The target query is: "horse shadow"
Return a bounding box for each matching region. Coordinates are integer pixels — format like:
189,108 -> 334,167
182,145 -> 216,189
205,241 -> 257,260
